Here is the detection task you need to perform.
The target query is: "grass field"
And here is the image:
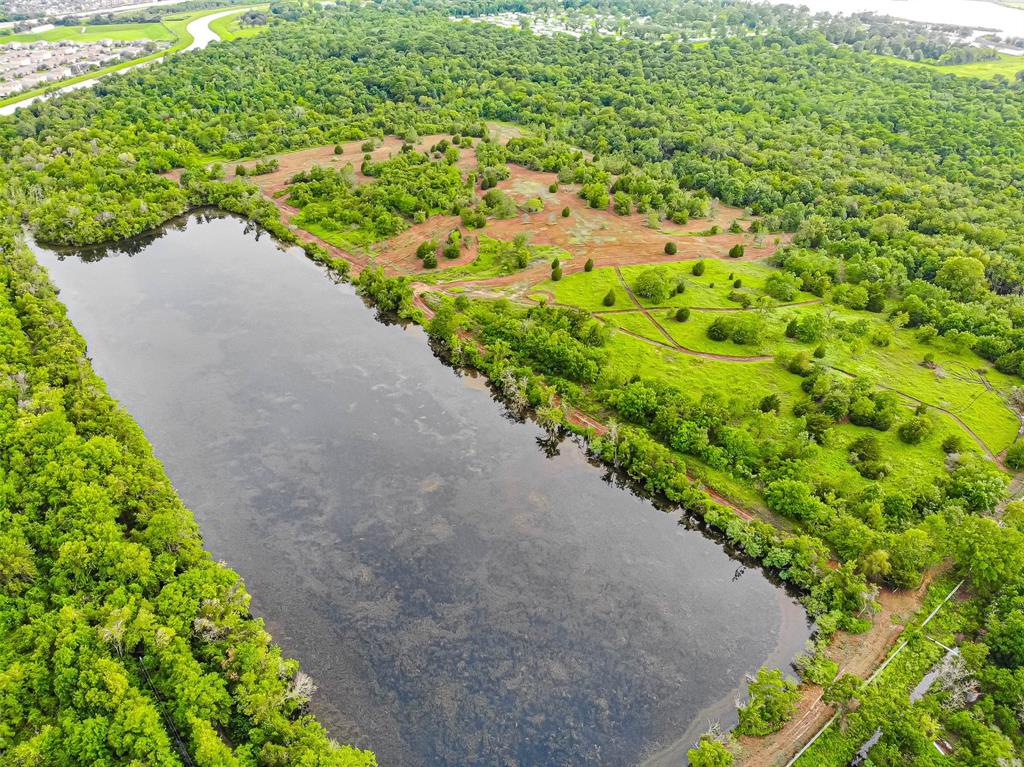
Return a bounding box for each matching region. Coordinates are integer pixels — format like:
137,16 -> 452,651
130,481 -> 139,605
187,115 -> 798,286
3,22 -> 174,43
208,8 -> 269,41
872,51 -> 1024,79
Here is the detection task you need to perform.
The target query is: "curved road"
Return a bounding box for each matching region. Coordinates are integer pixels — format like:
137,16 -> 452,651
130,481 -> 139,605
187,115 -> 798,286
0,7 -> 252,116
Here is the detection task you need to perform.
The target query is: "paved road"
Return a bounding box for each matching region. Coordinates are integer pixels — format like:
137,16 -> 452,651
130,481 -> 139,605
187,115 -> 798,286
0,6 -> 251,116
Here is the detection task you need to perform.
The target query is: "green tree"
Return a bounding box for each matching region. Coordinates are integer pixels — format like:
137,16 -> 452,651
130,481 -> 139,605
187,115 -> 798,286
687,736 -> 733,767
935,256 -> 987,300
634,268 -> 672,304
736,668 -> 800,736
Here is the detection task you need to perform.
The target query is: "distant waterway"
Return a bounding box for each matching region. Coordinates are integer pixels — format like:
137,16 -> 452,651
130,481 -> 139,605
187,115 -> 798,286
32,212 -> 811,766
762,0 -> 1024,37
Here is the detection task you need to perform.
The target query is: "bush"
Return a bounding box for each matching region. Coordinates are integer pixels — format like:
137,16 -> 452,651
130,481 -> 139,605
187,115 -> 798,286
692,260 -> 706,276
688,737 -> 733,767
942,434 -> 965,454
1006,441 -> 1024,470
733,278 -> 742,288
760,393 -> 781,412
551,257 -> 560,269
584,258 -> 594,272
736,668 -> 800,737
898,416 -> 932,445
561,207 -> 571,217
334,144 -> 344,154
549,182 -> 558,193
416,239 -> 437,260
813,345 -> 826,359
634,267 -> 672,304
665,241 -> 677,255
551,266 -> 563,281
728,243 -> 745,258
675,307 -> 690,322
603,289 -> 616,307
422,252 -> 437,269
707,316 -> 732,341
765,272 -> 801,301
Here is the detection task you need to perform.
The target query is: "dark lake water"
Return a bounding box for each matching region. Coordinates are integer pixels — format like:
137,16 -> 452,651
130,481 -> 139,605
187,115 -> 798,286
33,212 -> 811,767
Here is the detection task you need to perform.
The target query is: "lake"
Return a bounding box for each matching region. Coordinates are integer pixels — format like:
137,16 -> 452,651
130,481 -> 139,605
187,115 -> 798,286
33,212 -> 811,767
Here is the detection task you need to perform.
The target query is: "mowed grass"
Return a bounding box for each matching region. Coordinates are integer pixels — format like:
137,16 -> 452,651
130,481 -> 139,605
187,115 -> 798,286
538,267 -> 630,311
607,311 -> 667,344
775,303 -> 1020,453
4,22 -> 175,43
872,52 -> 1024,79
208,9 -> 268,41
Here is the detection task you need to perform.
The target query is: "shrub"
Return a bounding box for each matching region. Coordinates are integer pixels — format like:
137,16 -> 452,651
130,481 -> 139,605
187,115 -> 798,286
942,434 -> 965,454
422,252 -> 437,269
733,278 -> 742,288
603,289 -> 616,307
1006,441 -> 1024,470
692,260 -> 706,276
813,345 -> 826,359
584,258 -> 594,272
707,317 -> 733,341
634,267 -> 672,304
687,737 -> 733,767
665,241 -> 678,255
898,416 -> 932,444
729,219 -> 743,233
765,272 -> 801,301
551,266 -> 563,281
736,668 -> 800,737
675,307 -> 690,322
551,257 -> 560,269
561,207 -> 571,217
416,239 -> 437,260
549,182 -> 558,193
760,394 -> 781,412
728,243 -> 745,258
334,144 -> 344,154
